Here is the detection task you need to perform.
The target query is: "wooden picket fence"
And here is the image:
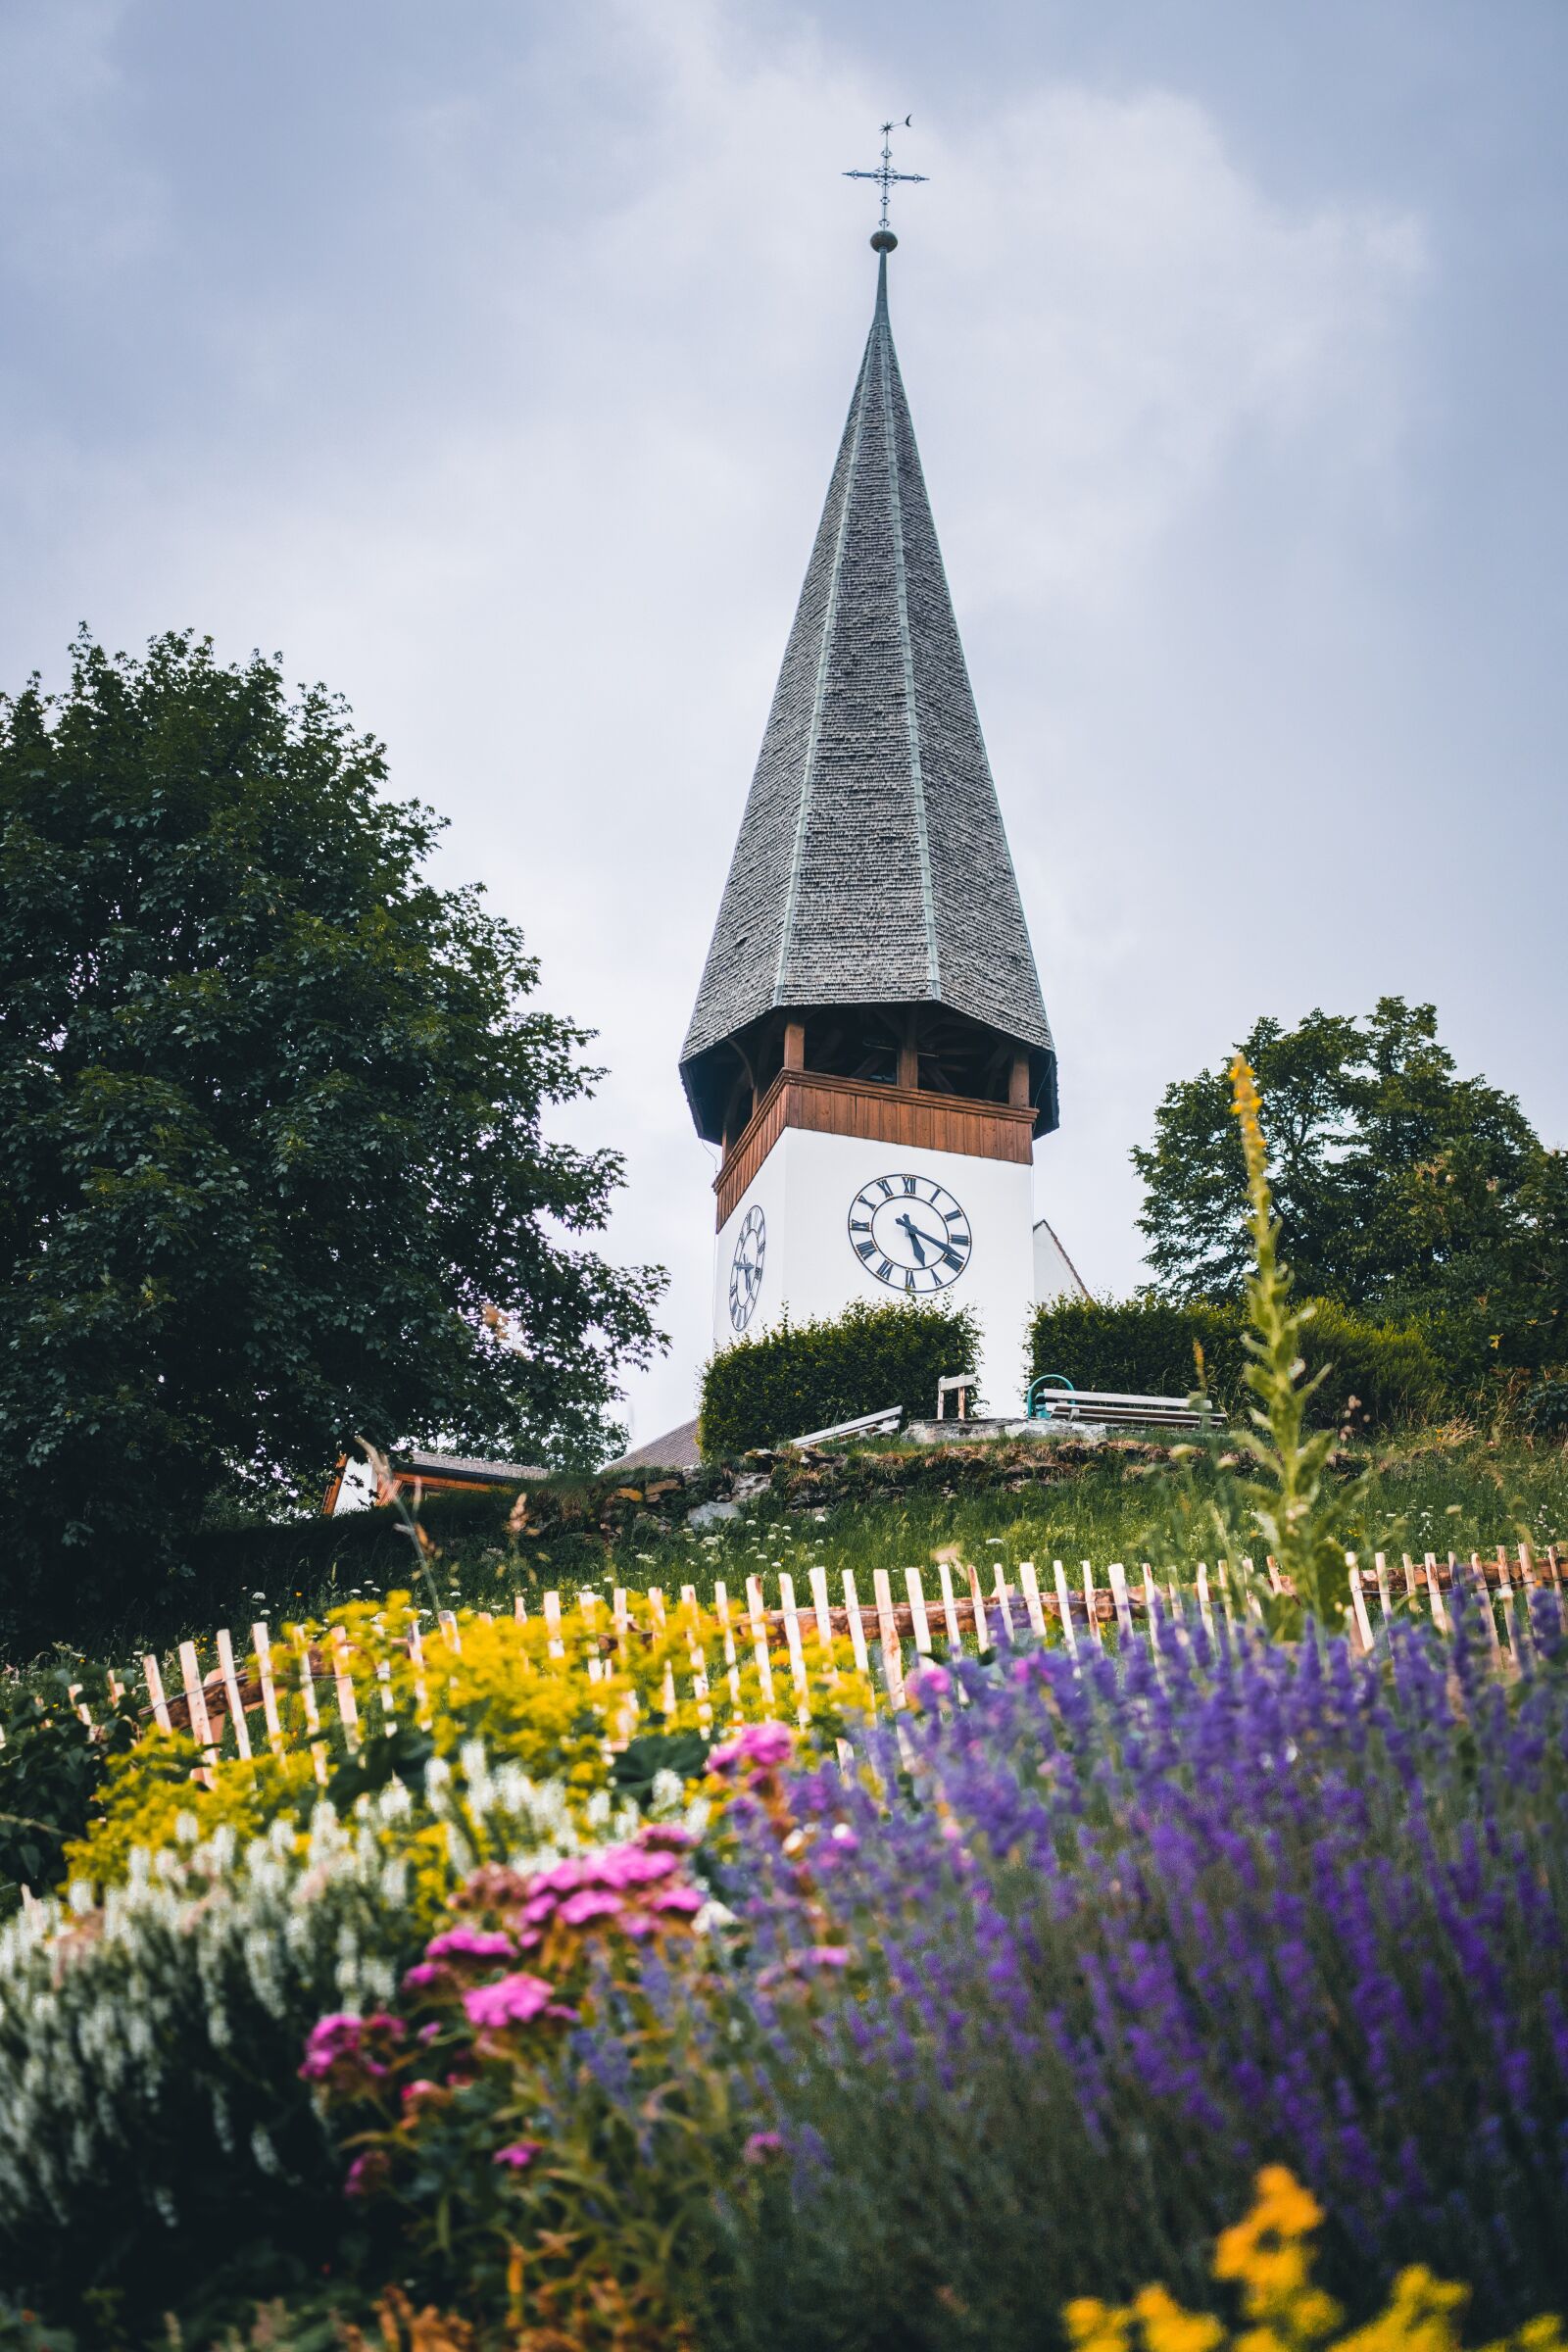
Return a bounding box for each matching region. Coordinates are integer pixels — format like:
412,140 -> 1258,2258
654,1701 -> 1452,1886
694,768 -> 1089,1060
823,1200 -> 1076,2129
67,1539 -> 1566,1768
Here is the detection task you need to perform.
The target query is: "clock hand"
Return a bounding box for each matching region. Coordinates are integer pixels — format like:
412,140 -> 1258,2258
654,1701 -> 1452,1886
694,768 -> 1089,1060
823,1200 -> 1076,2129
898,1211 -> 949,1266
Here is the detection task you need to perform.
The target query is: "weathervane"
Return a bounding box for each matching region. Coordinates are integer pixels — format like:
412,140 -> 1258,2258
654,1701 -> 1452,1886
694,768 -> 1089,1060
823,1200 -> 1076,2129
844,115 -> 928,248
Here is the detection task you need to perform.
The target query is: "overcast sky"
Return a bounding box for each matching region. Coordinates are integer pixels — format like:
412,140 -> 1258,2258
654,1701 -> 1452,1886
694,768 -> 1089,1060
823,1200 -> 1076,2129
3,0 -> 1565,1449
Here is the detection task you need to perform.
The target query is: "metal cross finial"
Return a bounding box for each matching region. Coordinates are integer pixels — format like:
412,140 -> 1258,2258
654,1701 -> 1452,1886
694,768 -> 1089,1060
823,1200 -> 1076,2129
843,115 -> 928,238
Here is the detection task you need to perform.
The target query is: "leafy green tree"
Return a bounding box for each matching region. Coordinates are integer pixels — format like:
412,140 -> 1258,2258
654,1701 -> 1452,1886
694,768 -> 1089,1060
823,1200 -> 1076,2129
0,631 -> 664,1637
1134,999 -> 1562,1363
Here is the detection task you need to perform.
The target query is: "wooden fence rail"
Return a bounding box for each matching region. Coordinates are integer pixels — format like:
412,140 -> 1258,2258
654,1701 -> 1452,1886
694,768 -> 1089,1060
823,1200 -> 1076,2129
91,1540 -> 1565,1748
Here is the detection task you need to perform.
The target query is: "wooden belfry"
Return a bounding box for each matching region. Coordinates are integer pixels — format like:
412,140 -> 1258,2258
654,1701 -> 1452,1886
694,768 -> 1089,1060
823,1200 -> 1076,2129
680,141 -> 1058,1402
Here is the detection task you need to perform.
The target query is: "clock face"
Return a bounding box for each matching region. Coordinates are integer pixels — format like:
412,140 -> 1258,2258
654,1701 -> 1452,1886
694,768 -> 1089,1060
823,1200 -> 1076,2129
729,1203 -> 765,1332
848,1173 -> 972,1294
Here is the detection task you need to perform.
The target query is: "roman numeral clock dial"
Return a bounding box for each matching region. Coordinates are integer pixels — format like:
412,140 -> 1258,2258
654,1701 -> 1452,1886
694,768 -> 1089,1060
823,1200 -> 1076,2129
847,1174 -> 971,1294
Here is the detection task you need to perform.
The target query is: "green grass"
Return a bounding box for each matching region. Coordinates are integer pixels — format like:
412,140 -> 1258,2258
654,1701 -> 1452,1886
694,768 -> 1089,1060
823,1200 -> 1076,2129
13,1428 -> 1568,1700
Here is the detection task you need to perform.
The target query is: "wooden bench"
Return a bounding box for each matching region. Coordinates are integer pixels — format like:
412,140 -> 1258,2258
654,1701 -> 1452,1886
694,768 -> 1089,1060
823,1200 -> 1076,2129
1026,1376 -> 1220,1433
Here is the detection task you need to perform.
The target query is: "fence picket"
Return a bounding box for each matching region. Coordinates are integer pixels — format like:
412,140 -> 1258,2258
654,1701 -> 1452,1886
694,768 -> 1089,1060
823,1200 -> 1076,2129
1468,1553 -> 1502,1662
176,1642 -> 218,1788
1054,1561 -> 1079,1657
677,1587 -> 710,1720
712,1583 -> 743,1715
1196,1566 -> 1215,1642
936,1561 -> 964,1655
1373,1553 -> 1394,1627
1017,1560 -> 1049,1642
327,1626 -> 361,1745
808,1567 -> 838,1678
906,1567 -> 935,1657
214,1630 -> 252,1761
778,1574 -> 811,1723
293,1631 -> 327,1785
1547,1546 -> 1567,1635
1215,1561 -> 1237,1628
142,1654 -> 172,1734
1165,1571 -> 1184,1623
744,1577 -> 777,1708
1348,1564 -> 1374,1653
840,1570 -> 871,1680
1081,1562 -> 1103,1650
251,1623 -> 284,1752
991,1563 -> 1016,1643
1107,1562 -> 1133,1642
1422,1556 -> 1448,1635
871,1569 -> 906,1707
967,1562 -> 992,1656
1400,1553 -> 1419,1608
1495,1554 -> 1521,1664
647,1588 -> 679,1717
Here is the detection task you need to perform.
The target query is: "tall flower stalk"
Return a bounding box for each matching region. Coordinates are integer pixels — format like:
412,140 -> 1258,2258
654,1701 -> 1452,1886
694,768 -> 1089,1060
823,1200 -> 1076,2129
1223,1054 -> 1350,1628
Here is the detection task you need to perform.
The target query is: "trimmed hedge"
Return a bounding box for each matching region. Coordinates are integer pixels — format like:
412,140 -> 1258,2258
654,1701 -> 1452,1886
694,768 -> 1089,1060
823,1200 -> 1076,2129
1028,1295 -> 1445,1435
699,1299 -> 979,1460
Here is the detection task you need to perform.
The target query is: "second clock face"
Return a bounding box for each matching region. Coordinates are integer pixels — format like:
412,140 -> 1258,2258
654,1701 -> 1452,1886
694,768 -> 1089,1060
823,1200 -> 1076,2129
848,1174 -> 971,1293
729,1203 -> 765,1331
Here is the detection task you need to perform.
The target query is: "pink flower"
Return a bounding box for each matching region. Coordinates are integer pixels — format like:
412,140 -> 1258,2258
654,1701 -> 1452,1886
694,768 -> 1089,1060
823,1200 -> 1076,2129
711,1720 -> 795,1775
598,1847 -> 679,1889
462,1972 -> 557,2032
342,2150 -> 389,2199
425,1926 -> 516,1963
637,1823 -> 692,1850
804,1945 -> 851,1968
908,1663 -> 951,1703
402,2079 -> 442,2106
530,1859 -> 588,1894
299,2010 -> 404,2083
301,2013 -> 362,2082
743,2131 -> 784,2165
493,2139 -> 543,2169
646,1885 -> 703,1916
558,1887 -> 624,1927
402,1961 -> 448,1992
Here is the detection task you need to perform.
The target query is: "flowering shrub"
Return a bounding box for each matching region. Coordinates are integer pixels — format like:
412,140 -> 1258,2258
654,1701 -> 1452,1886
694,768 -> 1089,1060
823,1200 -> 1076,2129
0,1753 -> 696,2337
699,1600 -> 1568,2348
305,1818 -> 747,2348
64,1591 -> 867,1897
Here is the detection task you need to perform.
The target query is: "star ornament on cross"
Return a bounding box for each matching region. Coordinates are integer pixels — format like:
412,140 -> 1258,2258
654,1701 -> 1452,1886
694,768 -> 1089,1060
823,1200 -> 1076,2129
843,115 -> 928,243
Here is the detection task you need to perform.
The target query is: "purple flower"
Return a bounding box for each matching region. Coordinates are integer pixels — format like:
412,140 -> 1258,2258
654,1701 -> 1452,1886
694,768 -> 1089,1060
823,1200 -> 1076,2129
743,2131 -> 784,2164
493,2139 -> 543,2169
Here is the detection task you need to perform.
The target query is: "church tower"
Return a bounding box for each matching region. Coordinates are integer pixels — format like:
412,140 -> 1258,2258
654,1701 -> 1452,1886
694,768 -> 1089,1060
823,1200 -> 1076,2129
681,225 -> 1058,1417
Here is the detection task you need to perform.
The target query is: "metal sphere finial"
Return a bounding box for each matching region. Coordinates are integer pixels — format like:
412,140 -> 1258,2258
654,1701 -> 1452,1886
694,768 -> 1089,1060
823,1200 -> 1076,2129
870,227 -> 898,253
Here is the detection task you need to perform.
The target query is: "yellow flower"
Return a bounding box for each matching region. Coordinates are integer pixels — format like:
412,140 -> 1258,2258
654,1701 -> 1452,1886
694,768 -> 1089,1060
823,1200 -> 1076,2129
1062,2173 -> 1564,2352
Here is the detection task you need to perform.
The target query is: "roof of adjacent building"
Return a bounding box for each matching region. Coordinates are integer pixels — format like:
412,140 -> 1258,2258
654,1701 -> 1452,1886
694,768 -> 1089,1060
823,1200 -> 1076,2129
681,246 -> 1055,1121
600,1417 -> 703,1475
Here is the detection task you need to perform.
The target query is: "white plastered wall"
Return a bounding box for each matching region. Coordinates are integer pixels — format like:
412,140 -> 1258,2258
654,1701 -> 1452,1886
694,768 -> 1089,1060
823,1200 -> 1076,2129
713,1126 -> 1037,1418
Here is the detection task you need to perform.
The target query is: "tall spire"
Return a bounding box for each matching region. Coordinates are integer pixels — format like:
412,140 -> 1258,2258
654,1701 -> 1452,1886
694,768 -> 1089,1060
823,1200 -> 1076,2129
681,243 -> 1057,1143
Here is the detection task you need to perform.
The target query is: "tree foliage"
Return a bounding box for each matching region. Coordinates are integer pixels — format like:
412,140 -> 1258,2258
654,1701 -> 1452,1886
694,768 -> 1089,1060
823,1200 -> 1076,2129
1133,999 -> 1567,1366
0,631 -> 664,1637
